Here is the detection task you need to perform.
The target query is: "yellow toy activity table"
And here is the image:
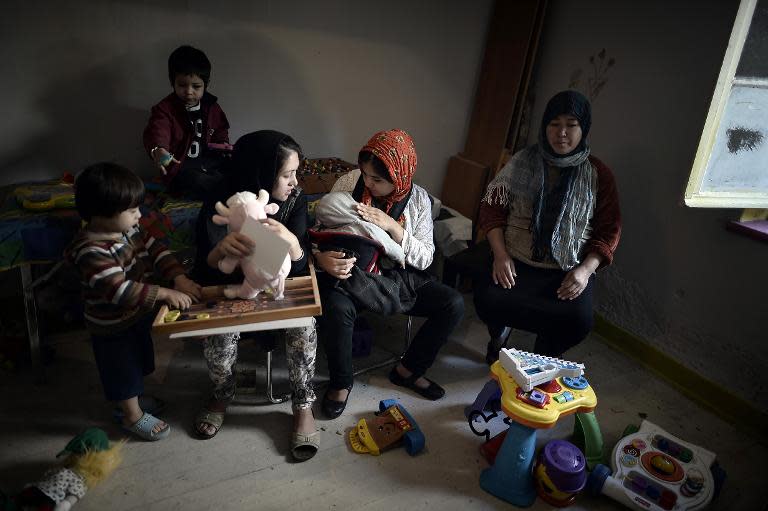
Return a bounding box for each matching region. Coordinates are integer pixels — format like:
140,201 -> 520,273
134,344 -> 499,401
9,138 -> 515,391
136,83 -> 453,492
474,349 -> 603,507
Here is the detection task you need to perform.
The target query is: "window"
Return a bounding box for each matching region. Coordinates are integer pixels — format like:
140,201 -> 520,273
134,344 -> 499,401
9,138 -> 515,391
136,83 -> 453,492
685,0 -> 768,208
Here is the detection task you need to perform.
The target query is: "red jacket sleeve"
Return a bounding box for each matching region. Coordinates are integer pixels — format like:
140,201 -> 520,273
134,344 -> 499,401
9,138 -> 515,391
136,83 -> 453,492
477,200 -> 508,236
208,104 -> 230,144
143,100 -> 174,156
586,156 -> 621,268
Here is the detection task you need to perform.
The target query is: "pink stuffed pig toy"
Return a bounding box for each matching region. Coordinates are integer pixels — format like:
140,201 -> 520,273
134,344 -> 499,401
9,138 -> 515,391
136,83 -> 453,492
212,189 -> 291,300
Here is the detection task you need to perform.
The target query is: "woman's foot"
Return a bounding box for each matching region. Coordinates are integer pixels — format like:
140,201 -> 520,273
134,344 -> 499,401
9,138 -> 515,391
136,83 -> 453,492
293,407 -> 316,435
325,388 -> 349,403
291,407 -> 319,461
321,384 -> 352,419
194,399 -> 228,438
389,364 -> 445,400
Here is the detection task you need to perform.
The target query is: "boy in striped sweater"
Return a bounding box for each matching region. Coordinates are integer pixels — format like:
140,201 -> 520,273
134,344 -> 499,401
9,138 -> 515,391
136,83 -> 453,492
66,162 -> 202,441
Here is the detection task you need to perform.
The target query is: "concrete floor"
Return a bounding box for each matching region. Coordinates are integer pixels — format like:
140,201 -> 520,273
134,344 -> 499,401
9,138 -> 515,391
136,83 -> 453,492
0,294 -> 764,510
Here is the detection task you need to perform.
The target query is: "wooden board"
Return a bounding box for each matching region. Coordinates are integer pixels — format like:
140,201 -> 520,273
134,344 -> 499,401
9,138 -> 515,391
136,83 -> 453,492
440,154 -> 490,224
152,262 -> 322,339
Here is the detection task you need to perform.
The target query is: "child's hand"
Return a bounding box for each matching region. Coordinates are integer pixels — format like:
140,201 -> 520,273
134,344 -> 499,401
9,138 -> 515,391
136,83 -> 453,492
152,147 -> 180,175
173,275 -> 202,301
157,287 -> 193,310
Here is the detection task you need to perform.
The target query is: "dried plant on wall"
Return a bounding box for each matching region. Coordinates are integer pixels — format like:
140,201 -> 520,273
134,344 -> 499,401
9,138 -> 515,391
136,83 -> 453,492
568,48 -> 616,102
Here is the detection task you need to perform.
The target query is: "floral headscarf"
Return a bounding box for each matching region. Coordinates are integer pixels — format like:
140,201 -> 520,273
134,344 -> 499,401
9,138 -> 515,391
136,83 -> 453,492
357,129 -> 417,224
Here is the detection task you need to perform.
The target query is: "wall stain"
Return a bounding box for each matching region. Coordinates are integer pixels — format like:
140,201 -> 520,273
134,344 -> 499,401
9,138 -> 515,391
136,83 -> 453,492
726,126 -> 764,153
568,48 -> 615,102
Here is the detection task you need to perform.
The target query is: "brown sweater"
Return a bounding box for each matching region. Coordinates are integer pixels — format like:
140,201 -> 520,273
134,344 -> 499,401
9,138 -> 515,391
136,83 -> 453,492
478,155 -> 621,269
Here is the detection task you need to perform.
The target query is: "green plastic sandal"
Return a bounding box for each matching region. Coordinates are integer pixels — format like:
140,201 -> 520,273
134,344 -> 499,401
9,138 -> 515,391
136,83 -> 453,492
194,409 -> 225,440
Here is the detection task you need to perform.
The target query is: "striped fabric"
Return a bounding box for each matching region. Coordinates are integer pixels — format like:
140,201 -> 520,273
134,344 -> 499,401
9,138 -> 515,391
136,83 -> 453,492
66,225 -> 185,334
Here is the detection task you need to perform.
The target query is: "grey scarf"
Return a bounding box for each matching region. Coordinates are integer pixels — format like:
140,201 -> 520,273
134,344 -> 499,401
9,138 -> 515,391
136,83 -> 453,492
483,143 -> 596,270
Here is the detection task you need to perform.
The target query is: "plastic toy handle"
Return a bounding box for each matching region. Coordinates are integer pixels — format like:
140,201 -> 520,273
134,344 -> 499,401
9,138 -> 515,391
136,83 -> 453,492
379,399 -> 399,412
403,429 -> 425,456
379,399 -> 420,430
586,463 -> 611,496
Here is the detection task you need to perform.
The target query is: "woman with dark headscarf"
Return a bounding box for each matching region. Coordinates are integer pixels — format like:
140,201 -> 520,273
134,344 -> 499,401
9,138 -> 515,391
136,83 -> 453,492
475,90 -> 621,364
189,130 -> 319,461
315,129 -> 465,419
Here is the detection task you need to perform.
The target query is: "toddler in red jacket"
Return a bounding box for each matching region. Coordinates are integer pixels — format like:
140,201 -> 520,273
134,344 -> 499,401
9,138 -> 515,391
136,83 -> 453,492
143,45 -> 231,199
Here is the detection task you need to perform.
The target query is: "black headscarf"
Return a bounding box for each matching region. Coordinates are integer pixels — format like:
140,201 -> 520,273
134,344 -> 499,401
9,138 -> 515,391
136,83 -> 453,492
203,130 -> 303,222
218,130 -> 292,201
192,130 -> 305,284
539,90 -> 591,158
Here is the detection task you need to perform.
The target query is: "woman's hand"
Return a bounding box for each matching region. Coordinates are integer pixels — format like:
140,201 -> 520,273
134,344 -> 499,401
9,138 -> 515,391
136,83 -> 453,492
216,232 -> 255,259
260,218 -> 302,260
557,265 -> 591,300
557,253 -> 601,300
315,250 -> 356,280
356,203 -> 404,243
173,275 -> 202,301
492,251 -> 517,289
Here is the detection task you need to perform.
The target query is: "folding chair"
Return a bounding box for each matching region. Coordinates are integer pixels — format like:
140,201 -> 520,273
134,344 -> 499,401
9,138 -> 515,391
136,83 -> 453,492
236,331 -> 292,404
352,315 -> 413,377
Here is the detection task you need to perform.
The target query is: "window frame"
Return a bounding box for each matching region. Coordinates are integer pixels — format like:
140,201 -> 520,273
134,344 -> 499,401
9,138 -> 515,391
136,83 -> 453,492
685,0 -> 768,208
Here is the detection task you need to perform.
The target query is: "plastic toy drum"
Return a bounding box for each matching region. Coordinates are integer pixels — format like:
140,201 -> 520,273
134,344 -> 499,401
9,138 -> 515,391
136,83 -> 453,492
534,439 -> 587,507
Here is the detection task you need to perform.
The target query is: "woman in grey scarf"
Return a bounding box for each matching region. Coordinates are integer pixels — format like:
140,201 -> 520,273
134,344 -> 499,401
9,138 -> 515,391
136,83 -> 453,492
475,90 -> 621,364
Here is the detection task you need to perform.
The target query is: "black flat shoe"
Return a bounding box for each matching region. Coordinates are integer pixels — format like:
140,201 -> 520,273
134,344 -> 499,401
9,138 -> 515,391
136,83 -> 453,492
485,327 -> 512,365
388,367 -> 445,401
321,385 -> 352,419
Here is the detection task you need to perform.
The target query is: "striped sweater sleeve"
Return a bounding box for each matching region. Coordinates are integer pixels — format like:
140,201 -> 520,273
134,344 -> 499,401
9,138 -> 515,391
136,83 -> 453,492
74,240 -> 158,310
135,227 -> 185,281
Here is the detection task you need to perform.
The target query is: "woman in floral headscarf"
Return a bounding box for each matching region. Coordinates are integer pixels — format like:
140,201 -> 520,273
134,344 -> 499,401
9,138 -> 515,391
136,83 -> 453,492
315,129 -> 464,419
475,90 -> 621,364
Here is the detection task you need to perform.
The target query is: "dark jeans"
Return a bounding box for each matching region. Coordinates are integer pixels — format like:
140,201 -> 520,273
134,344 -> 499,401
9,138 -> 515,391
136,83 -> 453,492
318,276 -> 465,390
473,258 -> 594,357
90,314 -> 155,402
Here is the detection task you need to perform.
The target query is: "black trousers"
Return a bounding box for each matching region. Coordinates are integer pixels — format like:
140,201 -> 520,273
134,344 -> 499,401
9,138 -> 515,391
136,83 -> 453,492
318,276 -> 465,390
473,258 -> 594,357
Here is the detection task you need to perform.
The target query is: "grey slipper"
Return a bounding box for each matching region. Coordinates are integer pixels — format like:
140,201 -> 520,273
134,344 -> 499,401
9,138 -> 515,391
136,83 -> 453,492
291,430 -> 320,461
123,412 -> 171,441
113,395 -> 166,423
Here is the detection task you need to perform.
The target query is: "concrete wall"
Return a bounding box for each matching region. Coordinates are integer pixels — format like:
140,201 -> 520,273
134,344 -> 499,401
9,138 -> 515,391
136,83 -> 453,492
0,0 -> 493,195
529,0 -> 767,405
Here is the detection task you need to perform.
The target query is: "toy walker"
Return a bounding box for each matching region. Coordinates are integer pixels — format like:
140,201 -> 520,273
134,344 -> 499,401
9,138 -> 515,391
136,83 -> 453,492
466,348 -> 603,507
587,420 -> 725,511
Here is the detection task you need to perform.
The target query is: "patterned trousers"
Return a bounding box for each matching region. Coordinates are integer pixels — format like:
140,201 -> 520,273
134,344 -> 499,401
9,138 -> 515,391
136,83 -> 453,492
202,319 -> 317,410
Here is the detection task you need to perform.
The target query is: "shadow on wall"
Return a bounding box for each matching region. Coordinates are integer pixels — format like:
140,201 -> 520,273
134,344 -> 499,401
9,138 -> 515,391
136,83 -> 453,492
207,30 -> 329,155
0,39 -> 151,183
0,29 -> 324,184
